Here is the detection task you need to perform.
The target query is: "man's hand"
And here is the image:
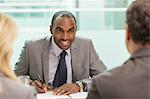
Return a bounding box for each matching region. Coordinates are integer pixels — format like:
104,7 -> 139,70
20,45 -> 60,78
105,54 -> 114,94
30,80 -> 48,93
53,83 -> 80,95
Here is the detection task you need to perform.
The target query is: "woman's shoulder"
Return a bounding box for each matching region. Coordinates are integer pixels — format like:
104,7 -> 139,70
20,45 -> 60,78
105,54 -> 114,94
0,76 -> 37,99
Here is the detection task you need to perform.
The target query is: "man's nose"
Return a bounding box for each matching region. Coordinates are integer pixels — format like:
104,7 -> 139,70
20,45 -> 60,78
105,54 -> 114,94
62,32 -> 68,39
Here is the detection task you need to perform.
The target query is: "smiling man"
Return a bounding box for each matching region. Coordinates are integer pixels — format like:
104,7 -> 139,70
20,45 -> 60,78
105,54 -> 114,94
14,11 -> 106,95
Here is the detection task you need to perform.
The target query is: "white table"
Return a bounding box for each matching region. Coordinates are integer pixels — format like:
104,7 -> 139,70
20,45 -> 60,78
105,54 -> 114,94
37,91 -> 88,99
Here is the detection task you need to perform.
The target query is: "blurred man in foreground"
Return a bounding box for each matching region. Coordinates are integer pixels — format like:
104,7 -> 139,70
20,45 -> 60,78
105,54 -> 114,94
87,0 -> 150,99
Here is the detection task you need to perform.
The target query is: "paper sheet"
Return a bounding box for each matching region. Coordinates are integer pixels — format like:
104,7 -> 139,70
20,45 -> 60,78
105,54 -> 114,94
37,91 -> 88,99
37,91 -> 70,99
70,92 -> 88,99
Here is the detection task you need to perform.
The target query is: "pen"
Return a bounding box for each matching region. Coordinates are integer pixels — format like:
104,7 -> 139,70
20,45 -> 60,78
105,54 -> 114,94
37,74 -> 48,92
37,74 -> 43,86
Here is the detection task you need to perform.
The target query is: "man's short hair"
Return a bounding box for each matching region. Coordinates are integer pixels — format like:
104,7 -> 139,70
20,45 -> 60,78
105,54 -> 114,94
126,0 -> 150,45
51,10 -> 77,26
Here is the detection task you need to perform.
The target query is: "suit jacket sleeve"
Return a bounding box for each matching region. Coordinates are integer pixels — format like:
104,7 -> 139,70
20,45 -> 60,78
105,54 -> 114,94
14,42 -> 29,76
88,39 -> 106,77
78,39 -> 106,91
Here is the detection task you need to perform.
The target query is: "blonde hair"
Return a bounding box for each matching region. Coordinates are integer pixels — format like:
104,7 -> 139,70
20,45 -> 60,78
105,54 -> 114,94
0,13 -> 18,81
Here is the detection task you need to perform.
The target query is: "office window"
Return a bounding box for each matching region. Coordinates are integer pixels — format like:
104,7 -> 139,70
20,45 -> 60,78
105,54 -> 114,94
0,0 -> 132,30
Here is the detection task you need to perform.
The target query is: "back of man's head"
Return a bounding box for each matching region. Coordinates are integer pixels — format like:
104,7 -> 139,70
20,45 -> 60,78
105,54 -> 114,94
126,0 -> 150,45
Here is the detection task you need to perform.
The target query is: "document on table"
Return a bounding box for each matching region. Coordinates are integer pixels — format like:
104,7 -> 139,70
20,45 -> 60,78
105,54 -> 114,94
70,92 -> 88,99
37,91 -> 88,99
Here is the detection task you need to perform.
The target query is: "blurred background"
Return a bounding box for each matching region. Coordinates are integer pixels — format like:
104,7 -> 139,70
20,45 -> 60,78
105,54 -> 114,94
0,0 -> 133,70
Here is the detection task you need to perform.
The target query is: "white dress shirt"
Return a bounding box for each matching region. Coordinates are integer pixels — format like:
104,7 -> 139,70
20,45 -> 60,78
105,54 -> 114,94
48,37 -> 72,85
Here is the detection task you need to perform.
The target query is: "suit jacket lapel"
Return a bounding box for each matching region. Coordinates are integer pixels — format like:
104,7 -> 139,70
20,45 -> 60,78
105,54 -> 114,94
41,37 -> 51,84
71,37 -> 79,82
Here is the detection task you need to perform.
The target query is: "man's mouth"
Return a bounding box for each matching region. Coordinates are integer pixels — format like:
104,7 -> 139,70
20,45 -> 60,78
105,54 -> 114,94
60,41 -> 70,46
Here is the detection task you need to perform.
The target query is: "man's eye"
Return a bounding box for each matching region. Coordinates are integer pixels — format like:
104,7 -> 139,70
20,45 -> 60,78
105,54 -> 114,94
56,29 -> 63,32
68,29 -> 75,33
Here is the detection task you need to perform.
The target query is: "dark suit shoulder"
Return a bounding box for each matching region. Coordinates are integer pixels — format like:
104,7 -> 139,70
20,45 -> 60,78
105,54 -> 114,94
95,62 -> 133,83
92,49 -> 150,98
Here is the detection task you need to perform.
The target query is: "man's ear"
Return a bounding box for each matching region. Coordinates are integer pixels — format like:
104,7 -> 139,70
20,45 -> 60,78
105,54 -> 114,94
126,26 -> 131,41
50,25 -> 53,34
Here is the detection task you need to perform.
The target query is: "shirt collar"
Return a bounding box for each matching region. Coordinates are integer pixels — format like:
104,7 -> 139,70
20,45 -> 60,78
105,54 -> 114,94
51,37 -> 70,56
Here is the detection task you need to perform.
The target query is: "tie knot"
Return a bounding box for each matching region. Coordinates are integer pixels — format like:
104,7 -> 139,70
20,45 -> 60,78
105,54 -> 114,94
61,50 -> 67,57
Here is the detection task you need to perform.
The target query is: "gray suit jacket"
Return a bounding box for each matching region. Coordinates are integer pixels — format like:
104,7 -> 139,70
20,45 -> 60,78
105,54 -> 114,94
87,48 -> 150,99
14,36 -> 106,88
0,72 -> 37,99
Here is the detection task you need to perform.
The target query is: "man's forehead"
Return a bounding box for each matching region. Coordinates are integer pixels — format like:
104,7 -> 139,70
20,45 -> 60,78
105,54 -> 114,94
54,15 -> 75,24
56,26 -> 75,30
53,17 -> 75,28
